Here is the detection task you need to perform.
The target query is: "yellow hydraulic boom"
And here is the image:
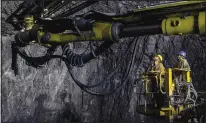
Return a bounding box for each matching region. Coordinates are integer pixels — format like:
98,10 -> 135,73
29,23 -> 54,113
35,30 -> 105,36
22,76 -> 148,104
14,1 -> 205,47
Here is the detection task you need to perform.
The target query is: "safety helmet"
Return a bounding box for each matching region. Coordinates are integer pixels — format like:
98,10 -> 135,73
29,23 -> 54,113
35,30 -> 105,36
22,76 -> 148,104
178,51 -> 186,57
155,54 -> 163,62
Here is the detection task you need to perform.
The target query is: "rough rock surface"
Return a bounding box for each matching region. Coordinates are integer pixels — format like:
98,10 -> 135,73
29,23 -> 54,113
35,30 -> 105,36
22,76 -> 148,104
2,1 -> 206,123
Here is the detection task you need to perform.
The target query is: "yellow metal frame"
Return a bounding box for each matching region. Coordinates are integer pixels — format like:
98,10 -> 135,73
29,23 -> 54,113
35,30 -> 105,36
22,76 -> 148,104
139,68 -> 192,122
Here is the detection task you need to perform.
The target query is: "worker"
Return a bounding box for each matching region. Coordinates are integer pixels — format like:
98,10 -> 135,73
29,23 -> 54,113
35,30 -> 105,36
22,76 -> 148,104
147,54 -> 165,90
147,54 -> 165,108
176,51 -> 190,71
148,54 -> 165,74
174,51 -> 198,123
174,51 -> 190,82
174,51 -> 191,93
174,51 -> 191,83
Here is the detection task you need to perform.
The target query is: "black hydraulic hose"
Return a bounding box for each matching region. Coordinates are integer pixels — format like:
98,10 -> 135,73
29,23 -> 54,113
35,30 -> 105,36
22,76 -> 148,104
13,39 -> 129,89
44,1 -> 60,11
63,22 -> 123,67
82,37 -> 138,96
67,37 -> 138,96
13,33 -> 115,67
44,1 -> 69,18
12,42 -> 67,65
54,1 -> 98,19
12,42 -> 18,75
45,2 -> 63,16
63,41 -> 114,67
66,39 -> 134,88
13,36 -> 137,96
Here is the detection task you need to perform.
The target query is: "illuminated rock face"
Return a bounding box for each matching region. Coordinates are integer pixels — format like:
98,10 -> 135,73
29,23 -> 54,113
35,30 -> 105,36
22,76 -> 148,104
2,1 -> 206,123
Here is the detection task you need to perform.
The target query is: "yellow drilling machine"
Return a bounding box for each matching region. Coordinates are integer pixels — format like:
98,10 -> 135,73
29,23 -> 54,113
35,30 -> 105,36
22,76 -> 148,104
6,0 -> 206,122
138,68 -> 198,122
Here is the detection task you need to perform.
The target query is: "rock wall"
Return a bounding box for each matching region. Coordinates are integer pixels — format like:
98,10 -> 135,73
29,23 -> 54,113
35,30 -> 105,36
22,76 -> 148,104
2,1 -> 206,123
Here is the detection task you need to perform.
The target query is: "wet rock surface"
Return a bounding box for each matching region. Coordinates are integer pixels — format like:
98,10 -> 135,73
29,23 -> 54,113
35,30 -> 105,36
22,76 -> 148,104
2,1 -> 206,123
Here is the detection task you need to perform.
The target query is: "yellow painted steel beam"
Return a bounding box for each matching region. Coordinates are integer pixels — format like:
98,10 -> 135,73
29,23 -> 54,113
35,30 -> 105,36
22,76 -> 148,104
165,69 -> 173,97
186,71 -> 191,82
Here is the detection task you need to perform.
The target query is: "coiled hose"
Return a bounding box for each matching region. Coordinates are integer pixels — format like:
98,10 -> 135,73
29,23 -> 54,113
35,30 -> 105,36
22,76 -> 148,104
63,41 -> 114,67
66,37 -> 139,96
62,22 -> 123,67
66,39 -> 134,89
12,36 -> 138,96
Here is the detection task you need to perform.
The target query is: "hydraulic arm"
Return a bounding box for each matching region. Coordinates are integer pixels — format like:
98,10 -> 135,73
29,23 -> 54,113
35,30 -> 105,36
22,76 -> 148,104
121,11 -> 206,36
15,11 -> 206,46
13,1 -> 206,47
6,1 -> 206,69
7,0 -> 205,73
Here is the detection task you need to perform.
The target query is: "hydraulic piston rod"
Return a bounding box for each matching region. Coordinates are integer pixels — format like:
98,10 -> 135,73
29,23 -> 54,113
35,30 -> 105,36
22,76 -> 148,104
121,12 -> 206,37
